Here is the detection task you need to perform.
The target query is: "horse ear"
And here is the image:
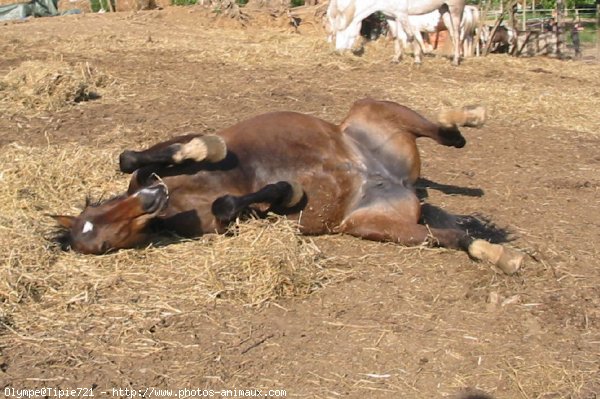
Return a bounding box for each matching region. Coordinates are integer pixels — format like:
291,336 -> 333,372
50,215 -> 76,229
127,170 -> 141,195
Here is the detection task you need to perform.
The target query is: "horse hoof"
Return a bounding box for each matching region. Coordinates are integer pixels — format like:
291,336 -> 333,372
468,240 -> 524,275
495,247 -> 525,275
211,195 -> 239,222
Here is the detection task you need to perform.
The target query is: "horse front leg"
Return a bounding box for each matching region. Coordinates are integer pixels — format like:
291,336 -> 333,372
119,134 -> 227,173
412,31 -> 425,64
388,19 -> 406,63
394,15 -> 417,63
211,181 -> 304,223
447,6 -> 464,65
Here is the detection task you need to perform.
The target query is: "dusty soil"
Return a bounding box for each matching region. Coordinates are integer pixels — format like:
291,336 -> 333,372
1,6 -> 599,399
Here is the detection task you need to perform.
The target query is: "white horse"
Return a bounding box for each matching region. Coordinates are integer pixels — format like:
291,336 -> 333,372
327,0 -> 466,65
392,5 -> 481,57
386,9 -> 450,56
460,5 -> 481,57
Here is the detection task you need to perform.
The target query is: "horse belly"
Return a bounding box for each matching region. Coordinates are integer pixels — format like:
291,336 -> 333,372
343,177 -> 421,230
290,167 -> 359,234
222,113 -> 362,234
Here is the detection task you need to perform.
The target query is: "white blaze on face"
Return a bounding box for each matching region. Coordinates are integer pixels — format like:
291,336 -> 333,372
82,221 -> 94,234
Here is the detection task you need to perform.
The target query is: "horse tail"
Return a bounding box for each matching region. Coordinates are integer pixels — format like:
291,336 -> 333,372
438,105 -> 486,128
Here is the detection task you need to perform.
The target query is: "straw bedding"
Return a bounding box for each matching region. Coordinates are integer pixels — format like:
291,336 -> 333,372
0,60 -> 111,112
0,142 -> 349,359
0,8 -> 599,397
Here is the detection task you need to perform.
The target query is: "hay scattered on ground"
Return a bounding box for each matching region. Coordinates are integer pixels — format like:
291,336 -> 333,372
204,216 -> 336,305
0,60 -> 112,113
0,143 -> 350,358
0,10 -> 599,396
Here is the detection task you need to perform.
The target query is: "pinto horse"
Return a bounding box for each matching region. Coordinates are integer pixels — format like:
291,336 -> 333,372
52,99 -> 523,274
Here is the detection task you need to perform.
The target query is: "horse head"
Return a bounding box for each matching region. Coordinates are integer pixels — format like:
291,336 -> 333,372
51,179 -> 168,254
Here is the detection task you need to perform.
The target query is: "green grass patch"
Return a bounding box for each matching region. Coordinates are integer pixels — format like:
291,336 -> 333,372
171,0 -> 197,5
576,27 -> 597,43
90,0 -> 115,11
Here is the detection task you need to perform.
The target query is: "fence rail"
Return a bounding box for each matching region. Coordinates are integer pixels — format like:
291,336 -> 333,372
481,4 -> 598,61
485,7 -> 597,21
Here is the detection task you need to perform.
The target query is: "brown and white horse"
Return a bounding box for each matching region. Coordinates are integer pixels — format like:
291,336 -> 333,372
52,99 -> 523,274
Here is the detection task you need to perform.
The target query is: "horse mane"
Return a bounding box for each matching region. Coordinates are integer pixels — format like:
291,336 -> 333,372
52,226 -> 72,251
84,193 -> 109,208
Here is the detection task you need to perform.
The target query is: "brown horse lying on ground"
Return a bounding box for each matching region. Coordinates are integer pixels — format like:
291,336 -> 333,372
52,98 -> 523,274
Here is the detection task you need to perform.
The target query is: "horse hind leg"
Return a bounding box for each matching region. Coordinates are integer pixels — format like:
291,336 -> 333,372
119,134 -> 227,173
446,6 -> 464,66
412,31 -> 425,64
339,206 -> 469,248
388,19 -> 406,63
211,181 -> 304,223
339,206 -> 524,274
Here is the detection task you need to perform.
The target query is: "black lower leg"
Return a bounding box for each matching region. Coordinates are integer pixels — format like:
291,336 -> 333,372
119,145 -> 181,173
425,227 -> 473,251
211,181 -> 296,222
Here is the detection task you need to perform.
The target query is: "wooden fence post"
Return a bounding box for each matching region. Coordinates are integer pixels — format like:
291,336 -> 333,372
476,0 -> 492,56
522,0 -> 527,31
484,0 -> 518,56
556,0 -> 562,57
597,0 -> 600,62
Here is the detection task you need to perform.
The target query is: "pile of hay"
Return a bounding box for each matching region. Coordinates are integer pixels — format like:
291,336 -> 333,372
0,142 -> 347,349
0,60 -> 111,113
204,216 -> 333,305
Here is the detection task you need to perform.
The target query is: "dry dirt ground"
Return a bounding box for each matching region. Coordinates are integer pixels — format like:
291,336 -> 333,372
1,6 -> 599,399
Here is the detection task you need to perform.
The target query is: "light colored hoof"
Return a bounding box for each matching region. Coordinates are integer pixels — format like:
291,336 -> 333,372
462,105 -> 487,128
284,180 -> 304,208
468,239 -> 524,275
201,134 -> 228,162
437,105 -> 486,128
173,135 -> 227,164
495,246 -> 525,275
